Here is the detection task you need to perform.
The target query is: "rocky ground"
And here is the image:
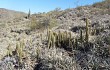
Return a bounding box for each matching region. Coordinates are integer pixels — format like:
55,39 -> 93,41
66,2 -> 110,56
0,0 -> 110,70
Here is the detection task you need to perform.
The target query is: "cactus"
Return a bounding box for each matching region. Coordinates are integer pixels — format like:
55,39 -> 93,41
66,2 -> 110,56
94,29 -> 96,35
92,28 -> 96,35
56,33 -> 60,47
30,38 -> 32,45
28,9 -> 31,19
36,47 -> 40,59
7,44 -> 12,56
58,31 -> 61,43
15,43 -> 19,53
15,41 -> 25,63
15,43 -> 22,62
51,32 -> 56,47
75,38 -> 78,49
47,30 -> 52,48
80,30 -> 83,43
69,32 -> 72,39
64,31 -> 68,40
85,18 -> 89,43
20,40 -> 25,50
19,48 -> 23,63
57,31 -> 61,47
61,32 -> 64,41
69,32 -> 72,48
47,30 -> 78,51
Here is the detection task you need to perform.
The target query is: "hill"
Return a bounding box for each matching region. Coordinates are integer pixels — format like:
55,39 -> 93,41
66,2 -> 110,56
0,8 -> 26,22
0,0 -> 110,70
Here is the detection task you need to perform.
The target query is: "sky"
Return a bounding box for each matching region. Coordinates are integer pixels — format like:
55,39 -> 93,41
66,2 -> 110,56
0,0 -> 103,14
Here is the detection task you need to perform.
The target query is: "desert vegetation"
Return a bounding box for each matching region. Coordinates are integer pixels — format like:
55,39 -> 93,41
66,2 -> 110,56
0,0 -> 110,70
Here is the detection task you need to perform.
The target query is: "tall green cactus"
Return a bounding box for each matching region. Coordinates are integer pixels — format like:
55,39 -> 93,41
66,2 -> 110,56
28,9 -> 31,19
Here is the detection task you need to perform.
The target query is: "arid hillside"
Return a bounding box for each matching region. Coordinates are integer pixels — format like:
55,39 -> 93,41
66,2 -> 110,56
0,0 -> 110,70
0,8 -> 26,22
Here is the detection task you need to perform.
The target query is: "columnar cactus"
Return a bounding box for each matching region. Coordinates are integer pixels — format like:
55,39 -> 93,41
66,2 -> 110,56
47,30 -> 80,51
7,44 -> 12,56
58,31 -> 61,43
20,40 -> 25,50
47,30 -> 52,48
28,9 -> 31,19
80,30 -> 83,43
75,38 -> 78,49
69,32 -> 72,48
36,47 -> 40,59
51,33 -> 56,47
85,18 -> 89,43
65,31 -> 68,39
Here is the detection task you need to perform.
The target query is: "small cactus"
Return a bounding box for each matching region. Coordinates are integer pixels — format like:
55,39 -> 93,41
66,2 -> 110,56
69,32 -> 72,48
36,47 -> 40,59
80,30 -> 83,43
7,44 -> 12,57
75,38 -> 78,50
20,40 -> 25,50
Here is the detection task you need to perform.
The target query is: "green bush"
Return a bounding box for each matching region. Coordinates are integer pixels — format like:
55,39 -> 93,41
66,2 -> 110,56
30,16 -> 57,30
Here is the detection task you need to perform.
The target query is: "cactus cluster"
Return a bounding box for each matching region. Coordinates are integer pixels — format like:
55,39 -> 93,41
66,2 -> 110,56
47,18 -> 92,52
15,40 -> 25,63
47,29 -> 77,51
